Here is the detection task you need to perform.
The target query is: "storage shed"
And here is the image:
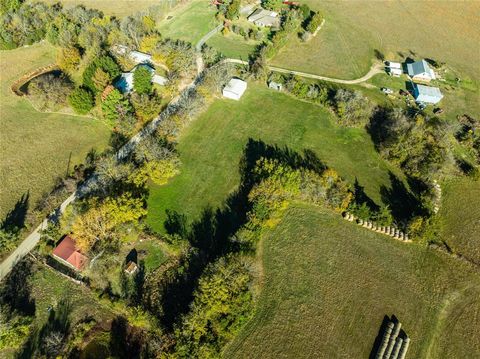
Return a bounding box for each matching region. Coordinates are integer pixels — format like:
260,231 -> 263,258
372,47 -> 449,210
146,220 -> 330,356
268,81 -> 283,91
223,78 -> 247,100
413,84 -> 443,104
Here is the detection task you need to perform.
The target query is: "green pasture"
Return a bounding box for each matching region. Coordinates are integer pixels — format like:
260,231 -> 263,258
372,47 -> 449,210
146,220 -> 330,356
0,43 -> 110,222
225,204 -> 480,359
147,83 -> 403,233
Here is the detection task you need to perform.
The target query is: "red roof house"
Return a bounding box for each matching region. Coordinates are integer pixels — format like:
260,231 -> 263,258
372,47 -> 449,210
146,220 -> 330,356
52,236 -> 88,271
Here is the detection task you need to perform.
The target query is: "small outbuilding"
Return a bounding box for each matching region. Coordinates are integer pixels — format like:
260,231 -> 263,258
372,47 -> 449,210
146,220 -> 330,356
387,68 -> 402,77
407,60 -> 436,82
385,61 -> 402,69
223,78 -> 247,100
413,84 -> 443,104
247,8 -> 280,27
52,235 -> 88,271
124,261 -> 138,275
268,81 -> 283,91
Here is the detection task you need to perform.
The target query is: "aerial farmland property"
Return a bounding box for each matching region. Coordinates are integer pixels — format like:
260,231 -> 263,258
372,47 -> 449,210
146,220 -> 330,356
0,0 -> 479,358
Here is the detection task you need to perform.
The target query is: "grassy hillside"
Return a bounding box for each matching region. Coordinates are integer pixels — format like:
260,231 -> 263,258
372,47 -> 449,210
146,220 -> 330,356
272,1 -> 480,81
28,0 -> 159,17
0,43 -> 110,220
147,83 -> 403,233
437,178 -> 480,263
224,204 -> 480,359
157,0 -> 218,44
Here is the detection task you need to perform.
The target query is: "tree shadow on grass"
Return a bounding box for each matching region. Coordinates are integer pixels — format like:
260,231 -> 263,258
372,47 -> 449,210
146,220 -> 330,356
0,257 -> 36,318
1,192 -> 29,232
153,138 -> 328,330
109,315 -> 144,359
353,177 -> 379,211
16,298 -> 72,359
380,171 -> 425,225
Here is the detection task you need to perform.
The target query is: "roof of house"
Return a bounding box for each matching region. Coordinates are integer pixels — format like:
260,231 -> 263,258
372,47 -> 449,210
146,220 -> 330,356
52,236 -> 88,270
223,78 -> 247,96
407,60 -> 435,79
115,72 -> 134,93
414,84 -> 443,103
130,50 -> 152,64
248,8 -> 279,26
114,64 -> 158,93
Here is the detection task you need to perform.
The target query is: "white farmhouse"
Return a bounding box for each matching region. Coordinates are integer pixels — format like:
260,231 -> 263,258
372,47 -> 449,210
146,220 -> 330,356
223,78 -> 247,100
407,60 -> 436,82
413,84 -> 443,104
112,45 -> 153,64
247,8 -> 280,27
129,50 -> 152,64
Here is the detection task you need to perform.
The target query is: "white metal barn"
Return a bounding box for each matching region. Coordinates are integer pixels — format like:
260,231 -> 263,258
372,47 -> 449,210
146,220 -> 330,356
223,79 -> 247,100
413,84 -> 443,104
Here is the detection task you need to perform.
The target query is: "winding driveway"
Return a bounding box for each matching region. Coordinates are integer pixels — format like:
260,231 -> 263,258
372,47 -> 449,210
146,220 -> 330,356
225,58 -> 383,84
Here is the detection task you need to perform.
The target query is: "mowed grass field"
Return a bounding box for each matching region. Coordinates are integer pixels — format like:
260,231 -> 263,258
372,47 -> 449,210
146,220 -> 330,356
147,84 -> 402,232
157,0 -> 218,44
271,1 -> 480,81
0,43 -> 110,220
437,178 -> 480,263
224,204 -> 480,359
207,32 -> 258,60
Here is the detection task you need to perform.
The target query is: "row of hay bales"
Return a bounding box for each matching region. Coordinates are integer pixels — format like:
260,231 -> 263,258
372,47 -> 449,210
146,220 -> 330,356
342,212 -> 411,242
375,320 -> 410,359
432,180 -> 442,214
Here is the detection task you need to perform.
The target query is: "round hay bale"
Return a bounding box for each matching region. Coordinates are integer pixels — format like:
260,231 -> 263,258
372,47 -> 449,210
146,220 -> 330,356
398,337 -> 410,359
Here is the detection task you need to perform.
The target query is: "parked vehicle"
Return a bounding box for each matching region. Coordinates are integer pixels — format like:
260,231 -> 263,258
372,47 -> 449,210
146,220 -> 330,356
381,87 -> 393,94
433,107 -> 444,114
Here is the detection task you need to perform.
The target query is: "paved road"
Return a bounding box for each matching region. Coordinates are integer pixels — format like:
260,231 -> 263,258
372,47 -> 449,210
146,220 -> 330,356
0,193 -> 76,279
224,58 -> 383,84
